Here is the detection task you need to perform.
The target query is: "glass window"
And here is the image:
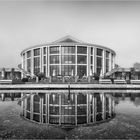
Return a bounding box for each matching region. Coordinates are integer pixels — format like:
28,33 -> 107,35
106,51 -> 110,58
61,55 -> 75,64
77,46 -> 87,54
50,55 -> 59,64
49,93 -> 59,104
96,48 -> 103,56
90,56 -> 93,65
106,59 -> 109,72
77,65 -> 87,78
61,65 -> 75,76
23,53 -> 25,59
34,48 -> 40,56
50,46 -> 59,54
49,106 -> 59,115
43,56 -> 46,64
61,46 -> 75,54
43,47 -> 46,55
50,65 -> 60,76
34,57 -> 40,75
43,66 -> 46,76
77,55 -> 87,64
27,59 -> 31,73
97,57 -> 102,67
77,93 -> 87,104
91,47 -> 93,55
27,97 -> 30,111
27,51 -> 31,58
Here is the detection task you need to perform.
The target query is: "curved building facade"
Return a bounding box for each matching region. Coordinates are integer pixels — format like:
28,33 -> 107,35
21,92 -> 115,126
21,36 -> 116,77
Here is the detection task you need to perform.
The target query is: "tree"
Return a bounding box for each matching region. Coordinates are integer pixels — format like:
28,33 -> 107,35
133,62 -> 140,70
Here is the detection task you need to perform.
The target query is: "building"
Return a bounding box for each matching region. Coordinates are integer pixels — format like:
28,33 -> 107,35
20,36 -> 116,78
20,36 -> 116,126
0,68 -> 21,80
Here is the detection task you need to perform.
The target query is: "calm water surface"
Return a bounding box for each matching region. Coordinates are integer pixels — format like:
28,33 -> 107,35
115,93 -> 140,115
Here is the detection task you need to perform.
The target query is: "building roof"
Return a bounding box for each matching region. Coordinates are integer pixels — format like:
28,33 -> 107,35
0,68 -> 21,72
20,35 -> 116,56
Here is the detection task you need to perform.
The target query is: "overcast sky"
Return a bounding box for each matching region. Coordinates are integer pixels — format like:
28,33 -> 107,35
0,0 -> 140,68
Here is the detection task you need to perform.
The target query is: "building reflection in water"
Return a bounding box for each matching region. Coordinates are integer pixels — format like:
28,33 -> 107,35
21,92 -> 115,126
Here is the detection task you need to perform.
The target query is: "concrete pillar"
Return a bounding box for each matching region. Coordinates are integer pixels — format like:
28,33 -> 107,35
93,47 -> 95,74
109,52 -> 112,71
102,93 -> 106,120
75,45 -> 77,76
92,94 -> 95,122
30,94 -> 34,120
59,94 -> 61,125
109,95 -> 112,117
75,94 -> 77,125
31,50 -> 34,76
102,50 -> 105,75
47,94 -> 50,123
59,45 -> 61,76
86,94 -> 89,123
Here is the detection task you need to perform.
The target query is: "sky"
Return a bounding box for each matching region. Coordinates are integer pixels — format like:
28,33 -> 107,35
0,0 -> 140,68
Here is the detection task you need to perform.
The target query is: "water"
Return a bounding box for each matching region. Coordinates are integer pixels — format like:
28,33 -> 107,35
1,92 -> 140,139
115,93 -> 140,115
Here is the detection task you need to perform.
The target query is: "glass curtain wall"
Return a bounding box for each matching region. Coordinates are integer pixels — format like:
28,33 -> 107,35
33,48 -> 40,75
27,51 -> 31,73
22,92 -> 115,125
49,46 -> 60,76
77,46 -> 87,78
106,51 -> 110,73
96,48 -> 103,76
61,46 -> 75,76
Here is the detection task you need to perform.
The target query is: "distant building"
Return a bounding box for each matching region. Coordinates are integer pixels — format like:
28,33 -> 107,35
107,67 -> 140,80
0,68 -> 21,80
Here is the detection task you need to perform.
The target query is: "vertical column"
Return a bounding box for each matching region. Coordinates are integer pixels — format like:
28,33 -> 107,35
86,94 -> 89,123
75,94 -> 77,125
112,98 -> 115,115
40,48 -> 43,73
40,96 -> 43,123
48,46 -> 50,77
46,93 -> 48,123
59,45 -> 61,75
87,47 -> 90,77
21,54 -> 24,78
24,96 -> 27,117
25,52 -> 27,71
41,47 -> 44,73
30,94 -> 34,120
109,52 -> 112,71
102,50 -> 105,75
94,48 -> 96,73
75,45 -> 77,76
102,93 -> 106,120
21,93 -> 24,116
109,95 -> 112,117
47,94 -> 50,123
92,48 -> 95,74
31,50 -> 34,76
112,53 -> 115,69
46,47 -> 48,77
94,95 -> 97,122
92,94 -> 95,122
59,94 -> 61,125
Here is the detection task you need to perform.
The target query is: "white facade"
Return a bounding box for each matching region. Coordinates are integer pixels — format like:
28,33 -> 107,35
21,36 -> 116,77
